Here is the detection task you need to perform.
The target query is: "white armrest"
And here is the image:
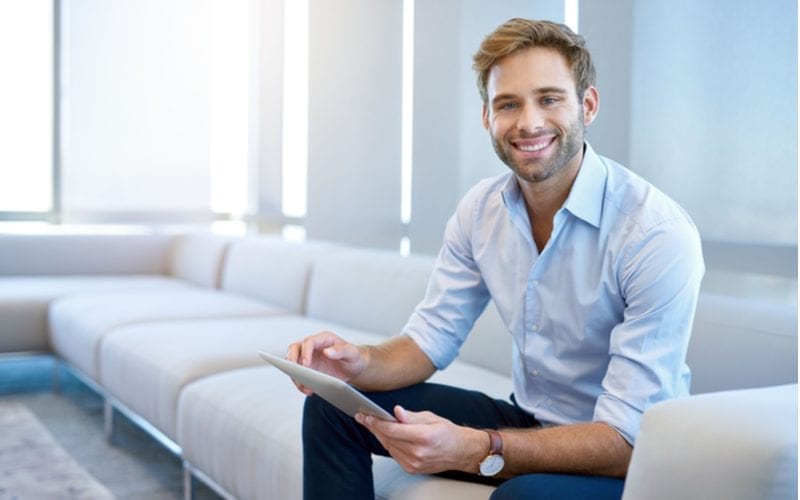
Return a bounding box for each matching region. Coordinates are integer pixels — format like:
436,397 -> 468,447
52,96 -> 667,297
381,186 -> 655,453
622,384 -> 797,500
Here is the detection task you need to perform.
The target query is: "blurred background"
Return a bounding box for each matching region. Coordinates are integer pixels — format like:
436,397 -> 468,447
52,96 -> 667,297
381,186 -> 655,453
0,0 -> 796,301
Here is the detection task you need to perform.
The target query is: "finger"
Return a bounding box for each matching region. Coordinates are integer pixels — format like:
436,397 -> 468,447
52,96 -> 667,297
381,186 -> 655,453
285,342 -> 301,363
300,332 -> 337,366
357,413 -> 409,441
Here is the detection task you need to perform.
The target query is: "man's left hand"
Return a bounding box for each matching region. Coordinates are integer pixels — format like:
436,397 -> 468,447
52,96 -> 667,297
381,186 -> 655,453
355,406 -> 488,475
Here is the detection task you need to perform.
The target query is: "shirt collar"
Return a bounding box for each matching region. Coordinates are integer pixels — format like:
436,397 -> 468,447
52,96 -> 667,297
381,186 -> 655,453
563,143 -> 607,228
500,143 -> 607,228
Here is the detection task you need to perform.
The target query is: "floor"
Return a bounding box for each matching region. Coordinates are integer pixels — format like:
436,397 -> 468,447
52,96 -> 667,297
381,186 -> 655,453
0,355 -> 222,500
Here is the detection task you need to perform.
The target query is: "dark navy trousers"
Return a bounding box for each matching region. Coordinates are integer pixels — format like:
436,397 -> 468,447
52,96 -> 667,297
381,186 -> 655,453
302,382 -> 625,500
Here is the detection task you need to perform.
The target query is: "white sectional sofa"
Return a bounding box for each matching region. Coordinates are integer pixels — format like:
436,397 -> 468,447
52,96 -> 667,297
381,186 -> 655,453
0,231 -> 796,499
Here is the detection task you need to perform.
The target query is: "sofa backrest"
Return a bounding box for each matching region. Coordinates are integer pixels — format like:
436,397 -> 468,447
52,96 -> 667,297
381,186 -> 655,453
306,248 -> 435,337
168,233 -> 233,288
687,292 -> 798,394
0,233 -> 176,276
221,236 -> 332,314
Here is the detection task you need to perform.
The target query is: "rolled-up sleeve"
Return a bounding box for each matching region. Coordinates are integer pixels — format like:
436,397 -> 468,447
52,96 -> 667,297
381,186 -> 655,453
594,217 -> 705,444
404,191 -> 491,370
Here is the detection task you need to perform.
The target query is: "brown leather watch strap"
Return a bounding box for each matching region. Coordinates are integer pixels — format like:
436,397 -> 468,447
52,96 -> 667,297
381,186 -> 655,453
485,429 -> 503,456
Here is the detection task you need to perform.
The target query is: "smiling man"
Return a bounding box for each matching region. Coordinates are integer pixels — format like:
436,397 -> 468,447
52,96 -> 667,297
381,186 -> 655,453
289,18 -> 705,500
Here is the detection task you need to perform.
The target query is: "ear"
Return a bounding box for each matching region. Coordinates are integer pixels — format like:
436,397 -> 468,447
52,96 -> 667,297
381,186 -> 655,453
482,103 -> 490,130
582,86 -> 599,126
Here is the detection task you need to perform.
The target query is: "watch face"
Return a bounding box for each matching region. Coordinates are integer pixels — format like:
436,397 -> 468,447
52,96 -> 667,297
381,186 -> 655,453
479,454 -> 504,476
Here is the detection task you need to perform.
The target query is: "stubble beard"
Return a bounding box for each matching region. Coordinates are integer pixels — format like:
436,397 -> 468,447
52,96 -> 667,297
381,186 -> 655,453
491,111 -> 585,184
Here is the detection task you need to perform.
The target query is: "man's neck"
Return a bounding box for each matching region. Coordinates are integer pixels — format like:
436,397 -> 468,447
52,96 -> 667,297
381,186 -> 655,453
518,148 -> 584,251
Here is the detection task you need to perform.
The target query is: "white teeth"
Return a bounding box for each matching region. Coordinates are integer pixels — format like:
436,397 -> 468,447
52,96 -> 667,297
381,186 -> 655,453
518,141 -> 549,152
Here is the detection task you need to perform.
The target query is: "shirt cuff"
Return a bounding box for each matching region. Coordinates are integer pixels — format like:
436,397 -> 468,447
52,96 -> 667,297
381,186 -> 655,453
593,393 -> 643,445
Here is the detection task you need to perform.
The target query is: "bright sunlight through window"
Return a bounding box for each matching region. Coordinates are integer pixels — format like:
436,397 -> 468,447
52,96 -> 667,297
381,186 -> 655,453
210,0 -> 251,216
0,0 -> 53,212
282,0 -> 309,219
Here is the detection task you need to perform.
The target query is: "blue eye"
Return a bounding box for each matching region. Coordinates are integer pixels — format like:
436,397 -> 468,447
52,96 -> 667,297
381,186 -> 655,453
499,102 -> 518,110
541,97 -> 558,105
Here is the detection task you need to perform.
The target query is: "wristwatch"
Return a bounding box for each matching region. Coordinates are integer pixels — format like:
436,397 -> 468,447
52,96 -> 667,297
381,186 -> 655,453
478,429 -> 505,476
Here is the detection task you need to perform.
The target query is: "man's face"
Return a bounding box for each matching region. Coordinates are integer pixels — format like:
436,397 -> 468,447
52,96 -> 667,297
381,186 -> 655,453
482,47 -> 598,185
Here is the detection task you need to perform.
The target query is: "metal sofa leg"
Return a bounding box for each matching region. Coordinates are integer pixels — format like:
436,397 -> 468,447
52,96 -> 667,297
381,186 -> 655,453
104,399 -> 114,442
183,461 -> 194,500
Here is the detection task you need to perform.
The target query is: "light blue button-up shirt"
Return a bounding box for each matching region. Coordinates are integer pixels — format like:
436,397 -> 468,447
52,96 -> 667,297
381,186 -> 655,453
404,144 -> 704,443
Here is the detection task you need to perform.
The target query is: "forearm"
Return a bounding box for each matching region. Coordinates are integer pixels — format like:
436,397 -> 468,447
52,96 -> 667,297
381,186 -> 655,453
350,335 -> 436,392
498,421 -> 632,478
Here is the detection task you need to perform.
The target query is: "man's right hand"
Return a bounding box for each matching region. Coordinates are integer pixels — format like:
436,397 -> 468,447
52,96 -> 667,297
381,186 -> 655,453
286,331 -> 369,396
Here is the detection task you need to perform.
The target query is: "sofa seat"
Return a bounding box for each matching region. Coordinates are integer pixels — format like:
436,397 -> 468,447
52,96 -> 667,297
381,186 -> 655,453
0,275 -> 192,352
98,314 -> 385,441
178,366 -> 308,500
174,312 -> 514,500
49,289 -> 287,381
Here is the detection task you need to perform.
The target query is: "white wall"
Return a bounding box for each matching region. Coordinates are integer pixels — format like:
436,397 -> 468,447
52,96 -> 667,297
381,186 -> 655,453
627,0 -> 797,245
579,0 -> 634,166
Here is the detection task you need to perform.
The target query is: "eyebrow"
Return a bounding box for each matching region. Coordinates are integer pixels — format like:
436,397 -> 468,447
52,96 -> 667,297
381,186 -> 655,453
533,86 -> 569,95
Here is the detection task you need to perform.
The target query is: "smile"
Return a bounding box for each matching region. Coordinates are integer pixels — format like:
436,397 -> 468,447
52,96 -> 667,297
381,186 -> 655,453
513,135 -> 556,153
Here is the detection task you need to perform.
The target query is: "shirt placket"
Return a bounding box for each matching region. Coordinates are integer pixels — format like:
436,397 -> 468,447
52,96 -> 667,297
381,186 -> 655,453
522,208 -> 569,410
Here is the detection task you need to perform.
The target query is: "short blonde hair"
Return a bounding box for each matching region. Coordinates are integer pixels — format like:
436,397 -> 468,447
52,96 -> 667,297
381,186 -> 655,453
473,18 -> 596,103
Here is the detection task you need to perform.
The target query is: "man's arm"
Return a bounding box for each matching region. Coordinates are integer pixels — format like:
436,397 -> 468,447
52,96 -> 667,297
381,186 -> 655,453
350,335 -> 437,391
496,422 -> 631,477
359,408 -> 631,478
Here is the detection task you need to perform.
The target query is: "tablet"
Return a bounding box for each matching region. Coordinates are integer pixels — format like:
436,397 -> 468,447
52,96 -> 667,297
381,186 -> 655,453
258,351 -> 397,422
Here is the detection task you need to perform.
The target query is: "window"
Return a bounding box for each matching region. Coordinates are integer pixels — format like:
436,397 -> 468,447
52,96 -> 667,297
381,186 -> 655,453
0,0 -> 53,213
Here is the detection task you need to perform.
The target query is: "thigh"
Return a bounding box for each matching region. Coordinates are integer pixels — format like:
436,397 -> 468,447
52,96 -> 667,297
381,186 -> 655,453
490,473 -> 625,500
365,382 -> 539,430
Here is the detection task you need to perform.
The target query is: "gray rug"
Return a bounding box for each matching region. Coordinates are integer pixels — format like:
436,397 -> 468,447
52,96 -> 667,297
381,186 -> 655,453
0,401 -> 115,499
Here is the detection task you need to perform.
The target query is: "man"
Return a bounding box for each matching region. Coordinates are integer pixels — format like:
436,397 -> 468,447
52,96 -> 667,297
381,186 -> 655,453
288,18 -> 704,500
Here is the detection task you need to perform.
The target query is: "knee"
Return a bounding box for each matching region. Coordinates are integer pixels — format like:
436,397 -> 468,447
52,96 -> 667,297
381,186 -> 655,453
302,394 -> 334,435
302,393 -> 355,439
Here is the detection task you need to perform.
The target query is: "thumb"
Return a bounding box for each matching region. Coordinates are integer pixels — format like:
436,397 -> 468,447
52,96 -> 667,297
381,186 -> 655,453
323,343 -> 360,363
393,405 -> 439,424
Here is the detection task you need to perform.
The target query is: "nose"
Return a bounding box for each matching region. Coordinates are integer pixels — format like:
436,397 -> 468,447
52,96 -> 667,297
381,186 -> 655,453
516,103 -> 545,133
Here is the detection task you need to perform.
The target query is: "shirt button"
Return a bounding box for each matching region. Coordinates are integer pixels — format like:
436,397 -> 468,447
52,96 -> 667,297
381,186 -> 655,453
531,370 -> 540,376
531,324 -> 538,332
532,280 -> 540,286
546,399 -> 553,406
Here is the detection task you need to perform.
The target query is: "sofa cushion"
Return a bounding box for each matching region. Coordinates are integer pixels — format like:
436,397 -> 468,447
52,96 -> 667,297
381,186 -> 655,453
99,314 -> 384,441
0,276 -> 190,352
49,289 -> 285,381
221,236 -> 333,314
0,233 -> 175,275
688,293 -> 798,394
178,366 -> 307,500
168,233 -> 233,288
306,249 -> 434,337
